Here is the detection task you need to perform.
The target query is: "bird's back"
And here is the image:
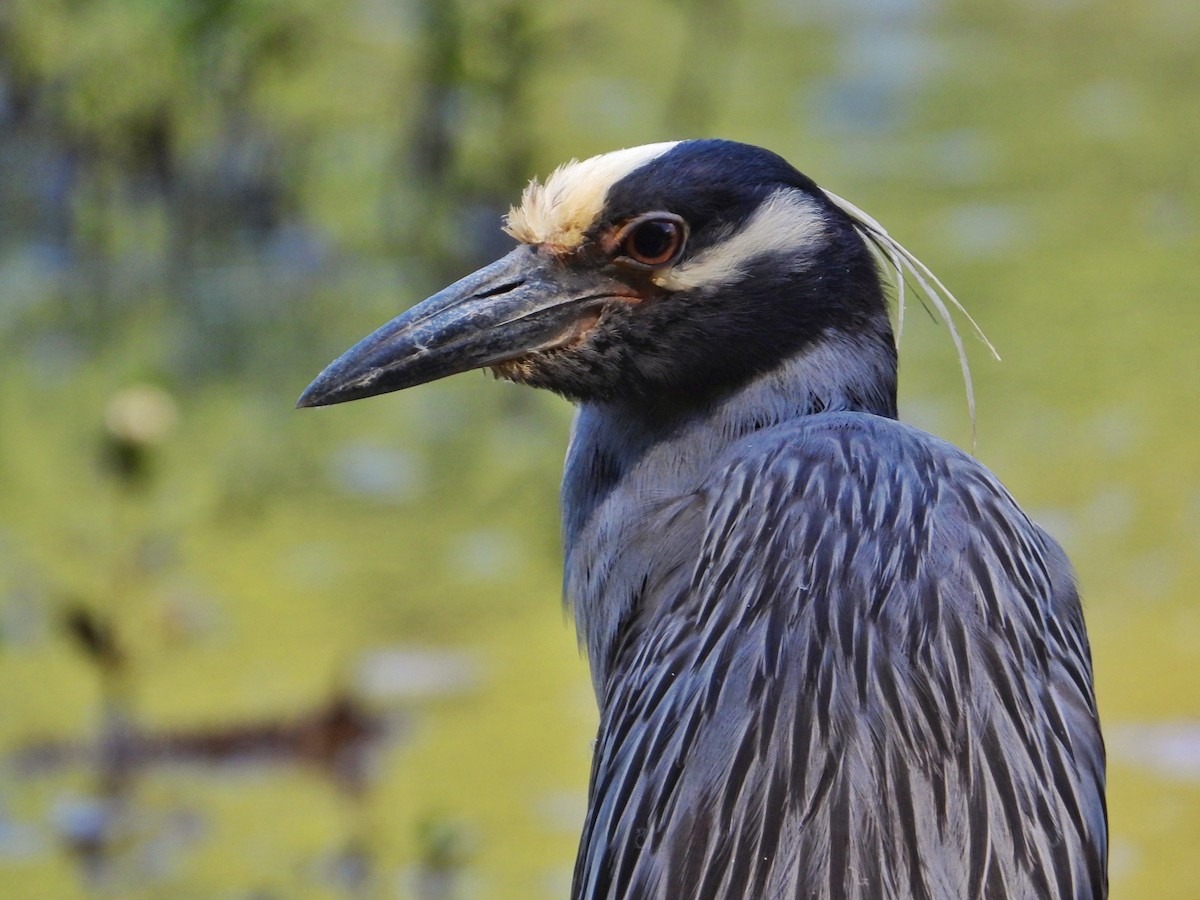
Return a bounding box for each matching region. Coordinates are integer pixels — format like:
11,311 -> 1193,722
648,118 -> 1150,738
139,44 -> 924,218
570,412 -> 1106,900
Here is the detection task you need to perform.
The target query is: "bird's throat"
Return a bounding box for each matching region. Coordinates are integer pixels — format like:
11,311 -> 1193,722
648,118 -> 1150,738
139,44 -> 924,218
561,327 -> 897,693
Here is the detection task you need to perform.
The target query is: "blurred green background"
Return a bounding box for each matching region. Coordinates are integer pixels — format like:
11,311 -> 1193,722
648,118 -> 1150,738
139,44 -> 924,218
0,0 -> 1196,897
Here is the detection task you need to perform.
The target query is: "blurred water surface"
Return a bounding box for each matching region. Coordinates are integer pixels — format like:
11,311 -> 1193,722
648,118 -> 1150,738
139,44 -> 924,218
0,0 -> 1196,896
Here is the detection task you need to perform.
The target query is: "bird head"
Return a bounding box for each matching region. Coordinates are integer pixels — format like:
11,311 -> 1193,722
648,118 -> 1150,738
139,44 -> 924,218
298,140 -> 898,410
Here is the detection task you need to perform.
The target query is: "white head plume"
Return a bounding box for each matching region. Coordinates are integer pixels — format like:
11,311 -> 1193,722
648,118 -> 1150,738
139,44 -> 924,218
822,189 -> 1002,444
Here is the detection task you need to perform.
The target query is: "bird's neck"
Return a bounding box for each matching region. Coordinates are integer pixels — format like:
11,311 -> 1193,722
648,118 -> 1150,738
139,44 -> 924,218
561,325 -> 897,692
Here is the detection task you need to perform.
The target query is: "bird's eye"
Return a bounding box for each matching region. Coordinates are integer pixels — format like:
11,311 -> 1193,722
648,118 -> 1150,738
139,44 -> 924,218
617,215 -> 687,267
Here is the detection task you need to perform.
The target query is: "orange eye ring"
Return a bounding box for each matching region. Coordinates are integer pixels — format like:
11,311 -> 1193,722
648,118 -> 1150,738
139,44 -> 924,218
615,214 -> 688,268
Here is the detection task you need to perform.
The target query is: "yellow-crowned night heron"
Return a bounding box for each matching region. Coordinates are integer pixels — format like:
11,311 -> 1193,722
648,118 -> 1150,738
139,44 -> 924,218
299,140 -> 1107,899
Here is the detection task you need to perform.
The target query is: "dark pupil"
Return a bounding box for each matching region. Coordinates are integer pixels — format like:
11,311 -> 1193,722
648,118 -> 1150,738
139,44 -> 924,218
631,221 -> 675,260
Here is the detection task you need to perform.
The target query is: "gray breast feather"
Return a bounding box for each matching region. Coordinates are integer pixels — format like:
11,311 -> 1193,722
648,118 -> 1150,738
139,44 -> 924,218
572,413 -> 1106,900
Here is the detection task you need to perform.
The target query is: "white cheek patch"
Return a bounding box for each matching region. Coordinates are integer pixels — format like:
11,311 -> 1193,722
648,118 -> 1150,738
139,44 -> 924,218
653,190 -> 829,292
504,142 -> 680,248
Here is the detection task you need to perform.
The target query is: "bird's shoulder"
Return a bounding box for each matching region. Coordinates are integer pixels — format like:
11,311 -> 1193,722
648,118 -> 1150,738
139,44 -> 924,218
699,410 -> 1047,568
685,409 -> 1082,645
709,409 -> 990,507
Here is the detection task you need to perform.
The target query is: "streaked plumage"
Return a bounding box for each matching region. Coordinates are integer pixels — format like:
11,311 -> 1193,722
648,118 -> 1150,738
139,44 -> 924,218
299,139 -> 1107,898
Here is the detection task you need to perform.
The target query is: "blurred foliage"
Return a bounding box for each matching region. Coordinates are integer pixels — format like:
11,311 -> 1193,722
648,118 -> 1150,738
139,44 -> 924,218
0,0 -> 1197,897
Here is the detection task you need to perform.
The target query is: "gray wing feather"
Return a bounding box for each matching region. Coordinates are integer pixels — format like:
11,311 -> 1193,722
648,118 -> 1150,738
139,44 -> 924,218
572,413 -> 1106,900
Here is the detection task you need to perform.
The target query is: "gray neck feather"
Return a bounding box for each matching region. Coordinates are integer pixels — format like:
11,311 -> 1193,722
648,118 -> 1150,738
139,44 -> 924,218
561,327 -> 897,696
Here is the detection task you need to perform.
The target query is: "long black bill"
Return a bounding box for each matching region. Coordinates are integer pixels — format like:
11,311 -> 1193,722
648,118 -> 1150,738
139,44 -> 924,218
297,246 -> 616,408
